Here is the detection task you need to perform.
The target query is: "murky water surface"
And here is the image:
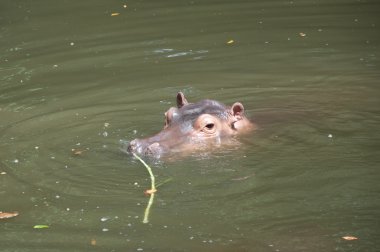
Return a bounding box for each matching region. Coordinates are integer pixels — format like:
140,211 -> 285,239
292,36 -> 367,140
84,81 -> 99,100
1,0 -> 379,251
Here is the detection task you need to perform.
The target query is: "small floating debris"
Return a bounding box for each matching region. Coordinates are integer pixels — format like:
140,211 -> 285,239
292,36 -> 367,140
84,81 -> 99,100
328,134 -> 333,138
111,12 -> 120,16
33,225 -> 49,229
342,236 -> 358,241
0,211 -> 19,219
299,32 -> 307,37
226,39 -> 235,45
72,149 -> 87,156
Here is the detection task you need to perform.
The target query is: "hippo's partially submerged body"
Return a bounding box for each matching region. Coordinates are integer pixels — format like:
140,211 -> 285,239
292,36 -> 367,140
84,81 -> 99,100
127,92 -> 254,159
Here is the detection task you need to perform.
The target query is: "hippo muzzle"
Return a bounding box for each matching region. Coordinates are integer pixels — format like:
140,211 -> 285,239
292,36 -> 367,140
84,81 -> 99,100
128,139 -> 164,159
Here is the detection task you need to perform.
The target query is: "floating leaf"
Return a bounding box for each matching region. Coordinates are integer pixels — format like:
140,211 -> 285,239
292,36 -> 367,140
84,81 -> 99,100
342,236 -> 358,241
33,225 -> 49,229
71,149 -> 86,156
0,211 -> 19,219
226,39 -> 235,45
91,238 -> 97,246
144,188 -> 157,195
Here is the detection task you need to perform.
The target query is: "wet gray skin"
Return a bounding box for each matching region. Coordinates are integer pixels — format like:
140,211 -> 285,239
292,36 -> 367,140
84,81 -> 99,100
127,92 -> 253,159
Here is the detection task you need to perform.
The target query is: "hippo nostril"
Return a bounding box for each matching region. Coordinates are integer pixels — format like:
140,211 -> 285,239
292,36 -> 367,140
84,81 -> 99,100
127,139 -> 138,153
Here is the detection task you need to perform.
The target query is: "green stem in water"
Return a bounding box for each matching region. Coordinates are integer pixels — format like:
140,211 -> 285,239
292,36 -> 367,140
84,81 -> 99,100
132,153 -> 157,223
143,193 -> 155,224
132,153 -> 156,192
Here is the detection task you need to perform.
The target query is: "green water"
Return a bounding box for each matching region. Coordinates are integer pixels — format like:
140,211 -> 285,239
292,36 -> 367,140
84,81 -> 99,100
1,0 -> 379,251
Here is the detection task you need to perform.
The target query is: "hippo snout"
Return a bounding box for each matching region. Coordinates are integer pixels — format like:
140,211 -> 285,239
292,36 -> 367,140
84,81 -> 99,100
127,139 -> 140,153
127,139 -> 163,158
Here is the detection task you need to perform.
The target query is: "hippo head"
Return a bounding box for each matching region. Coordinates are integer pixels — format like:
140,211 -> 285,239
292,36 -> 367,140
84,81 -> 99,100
127,92 -> 254,159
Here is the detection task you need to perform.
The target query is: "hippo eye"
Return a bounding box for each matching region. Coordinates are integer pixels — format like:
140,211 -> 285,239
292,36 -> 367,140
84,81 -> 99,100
205,123 -> 214,129
202,122 -> 216,134
196,115 -> 217,133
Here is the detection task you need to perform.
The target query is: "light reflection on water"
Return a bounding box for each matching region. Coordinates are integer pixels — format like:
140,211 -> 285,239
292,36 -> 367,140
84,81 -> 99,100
1,0 -> 379,251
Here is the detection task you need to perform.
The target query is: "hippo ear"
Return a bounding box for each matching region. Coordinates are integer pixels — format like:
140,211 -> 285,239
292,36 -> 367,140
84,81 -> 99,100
176,92 -> 189,108
231,102 -> 245,117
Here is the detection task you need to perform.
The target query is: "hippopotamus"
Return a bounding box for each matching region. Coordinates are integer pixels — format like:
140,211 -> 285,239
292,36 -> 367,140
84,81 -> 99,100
127,92 -> 254,159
